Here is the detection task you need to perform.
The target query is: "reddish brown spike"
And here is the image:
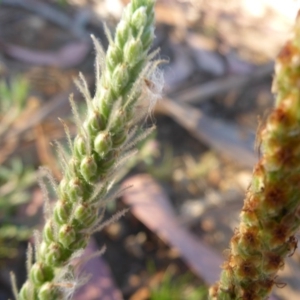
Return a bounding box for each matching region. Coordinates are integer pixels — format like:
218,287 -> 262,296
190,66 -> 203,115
277,41 -> 297,64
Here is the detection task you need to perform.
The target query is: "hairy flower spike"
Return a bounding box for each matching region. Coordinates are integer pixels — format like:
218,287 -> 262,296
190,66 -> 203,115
17,0 -> 161,299
210,12 -> 300,300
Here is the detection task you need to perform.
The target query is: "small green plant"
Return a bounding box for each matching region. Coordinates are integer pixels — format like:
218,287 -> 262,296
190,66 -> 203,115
0,158 -> 35,260
0,77 -> 36,260
12,0 -> 163,299
150,271 -> 208,300
0,76 -> 29,139
0,159 -> 36,214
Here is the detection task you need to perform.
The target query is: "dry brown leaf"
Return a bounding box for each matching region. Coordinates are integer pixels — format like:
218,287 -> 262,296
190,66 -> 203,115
122,174 -> 223,285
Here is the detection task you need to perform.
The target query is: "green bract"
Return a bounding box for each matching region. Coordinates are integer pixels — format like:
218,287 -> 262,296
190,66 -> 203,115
15,0 -> 160,299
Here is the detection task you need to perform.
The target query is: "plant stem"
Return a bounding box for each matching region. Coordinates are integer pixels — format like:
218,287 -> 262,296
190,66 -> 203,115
15,1 -> 160,299
209,12 -> 300,300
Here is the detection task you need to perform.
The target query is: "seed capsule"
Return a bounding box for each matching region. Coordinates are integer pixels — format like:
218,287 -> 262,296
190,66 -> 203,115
83,110 -> 103,136
58,224 -> 76,248
29,262 -> 54,286
67,178 -> 84,202
74,204 -> 97,227
19,281 -> 31,300
110,109 -> 126,133
45,242 -> 64,267
80,155 -> 98,182
73,135 -> 87,158
53,200 -> 72,225
124,39 -> 143,67
43,220 -> 55,244
131,7 -> 147,30
106,45 -> 122,72
38,283 -> 59,300
99,88 -> 114,112
112,63 -> 129,91
94,131 -> 112,157
116,20 -> 130,48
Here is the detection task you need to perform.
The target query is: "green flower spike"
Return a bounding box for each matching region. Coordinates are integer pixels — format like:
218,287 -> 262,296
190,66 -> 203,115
13,0 -> 162,299
209,12 -> 300,300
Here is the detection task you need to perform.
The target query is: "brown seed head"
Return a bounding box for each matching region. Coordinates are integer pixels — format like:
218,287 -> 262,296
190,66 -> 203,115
268,106 -> 291,131
263,252 -> 284,274
230,229 -> 241,256
265,222 -> 289,248
277,41 -> 297,65
240,225 -> 260,251
263,184 -> 287,212
236,259 -> 258,280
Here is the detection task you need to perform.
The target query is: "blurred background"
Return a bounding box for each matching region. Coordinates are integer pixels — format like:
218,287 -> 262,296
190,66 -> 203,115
1,0 -> 300,299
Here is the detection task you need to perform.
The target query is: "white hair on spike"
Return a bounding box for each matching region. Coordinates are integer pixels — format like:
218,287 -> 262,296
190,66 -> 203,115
145,65 -> 164,110
90,208 -> 129,234
69,94 -> 91,155
33,230 -> 42,261
53,140 -> 69,171
74,73 -> 93,109
91,35 -> 106,98
124,125 -> 156,152
97,184 -> 132,210
26,243 -> 34,276
38,169 -> 52,220
10,272 -> 19,300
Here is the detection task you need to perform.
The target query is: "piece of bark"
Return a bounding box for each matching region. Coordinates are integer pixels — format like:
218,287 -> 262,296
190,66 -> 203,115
122,175 -> 279,300
122,174 -> 223,285
169,63 -> 273,104
157,98 -> 257,168
0,40 -> 90,68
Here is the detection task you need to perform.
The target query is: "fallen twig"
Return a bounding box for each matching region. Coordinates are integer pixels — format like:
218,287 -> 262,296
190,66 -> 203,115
157,98 -> 257,168
122,174 -> 223,285
0,40 -> 90,68
0,0 -> 87,39
169,62 -> 273,104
